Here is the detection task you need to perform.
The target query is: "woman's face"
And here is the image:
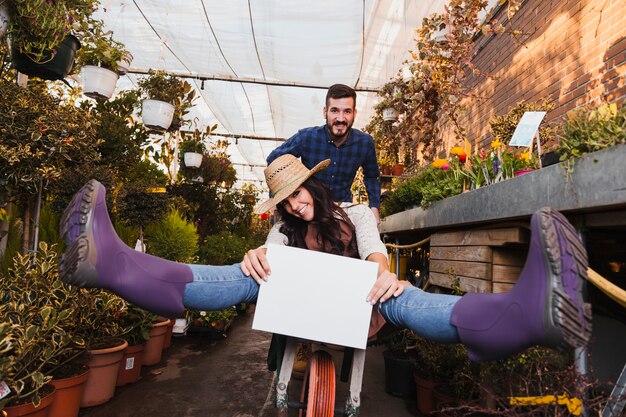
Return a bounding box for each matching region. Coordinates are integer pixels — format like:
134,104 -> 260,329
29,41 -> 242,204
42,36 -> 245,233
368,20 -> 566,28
280,186 -> 314,221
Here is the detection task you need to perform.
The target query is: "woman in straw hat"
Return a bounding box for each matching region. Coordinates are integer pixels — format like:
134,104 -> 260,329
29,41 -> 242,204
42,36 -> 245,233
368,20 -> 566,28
59,154 -> 590,361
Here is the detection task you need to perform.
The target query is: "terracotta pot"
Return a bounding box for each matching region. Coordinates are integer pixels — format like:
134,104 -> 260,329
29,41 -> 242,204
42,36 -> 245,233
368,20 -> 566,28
143,319 -> 171,366
414,372 -> 438,416
380,164 -> 392,176
392,163 -> 405,176
116,343 -> 145,386
49,366 -> 89,417
4,385 -> 56,417
80,339 -> 128,407
433,386 -> 458,412
163,320 -> 175,351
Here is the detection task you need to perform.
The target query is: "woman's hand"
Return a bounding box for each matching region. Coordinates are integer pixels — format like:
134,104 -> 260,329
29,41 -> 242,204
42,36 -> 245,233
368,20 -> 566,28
366,269 -> 405,305
240,247 -> 270,285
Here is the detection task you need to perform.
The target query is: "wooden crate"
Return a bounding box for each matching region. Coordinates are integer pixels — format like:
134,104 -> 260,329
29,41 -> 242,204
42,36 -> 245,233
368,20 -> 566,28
429,227 -> 529,294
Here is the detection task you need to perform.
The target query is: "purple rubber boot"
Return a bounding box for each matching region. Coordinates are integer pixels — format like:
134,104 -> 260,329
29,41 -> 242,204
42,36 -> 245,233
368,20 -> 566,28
450,207 -> 592,362
59,180 -> 192,318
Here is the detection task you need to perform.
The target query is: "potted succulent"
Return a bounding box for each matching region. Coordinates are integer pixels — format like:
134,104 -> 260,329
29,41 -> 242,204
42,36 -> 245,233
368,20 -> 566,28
5,0 -> 98,80
137,70 -> 195,131
75,19 -> 129,100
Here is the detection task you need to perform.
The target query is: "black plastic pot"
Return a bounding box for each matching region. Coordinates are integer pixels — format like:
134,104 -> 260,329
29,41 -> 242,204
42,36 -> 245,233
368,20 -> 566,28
383,349 -> 416,397
11,34 -> 81,80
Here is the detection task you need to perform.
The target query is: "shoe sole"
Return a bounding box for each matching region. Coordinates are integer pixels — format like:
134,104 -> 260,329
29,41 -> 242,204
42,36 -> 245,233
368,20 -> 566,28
59,180 -> 99,246
538,207 -> 592,350
59,180 -> 103,288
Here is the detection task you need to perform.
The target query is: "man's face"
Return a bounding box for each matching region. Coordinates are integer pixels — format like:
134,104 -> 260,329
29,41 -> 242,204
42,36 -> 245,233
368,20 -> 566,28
323,97 -> 357,140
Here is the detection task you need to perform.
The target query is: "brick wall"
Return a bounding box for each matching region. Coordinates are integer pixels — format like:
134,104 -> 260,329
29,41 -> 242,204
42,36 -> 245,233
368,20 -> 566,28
446,0 -> 626,151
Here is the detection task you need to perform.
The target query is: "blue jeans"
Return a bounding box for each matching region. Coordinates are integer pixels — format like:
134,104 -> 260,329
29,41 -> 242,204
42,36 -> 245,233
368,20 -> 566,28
183,264 -> 461,343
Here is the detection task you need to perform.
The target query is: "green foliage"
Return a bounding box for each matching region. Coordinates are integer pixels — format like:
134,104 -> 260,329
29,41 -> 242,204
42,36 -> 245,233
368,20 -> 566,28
559,102 -> 626,162
381,166 -> 463,216
82,90 -> 150,181
198,231 -> 255,265
0,211 -> 22,276
118,304 -> 156,346
188,307 -> 237,328
490,99 -> 558,148
74,18 -> 129,71
0,243 -> 83,408
5,0 -> 99,64
137,70 -> 197,130
144,209 -> 198,262
113,220 -> 140,248
0,79 -> 100,199
37,202 -> 60,246
168,184 -> 254,241
116,181 -> 170,229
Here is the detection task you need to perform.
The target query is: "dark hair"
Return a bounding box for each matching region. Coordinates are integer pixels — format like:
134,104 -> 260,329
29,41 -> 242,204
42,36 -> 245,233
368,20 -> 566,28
326,84 -> 356,108
276,176 -> 356,256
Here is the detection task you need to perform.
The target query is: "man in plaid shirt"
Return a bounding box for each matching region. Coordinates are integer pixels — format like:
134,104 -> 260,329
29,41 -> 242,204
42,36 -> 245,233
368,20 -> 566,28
267,84 -> 381,223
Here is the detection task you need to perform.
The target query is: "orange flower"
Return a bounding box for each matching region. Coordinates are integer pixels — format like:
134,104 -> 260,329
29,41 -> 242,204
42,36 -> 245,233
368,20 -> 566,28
432,158 -> 449,168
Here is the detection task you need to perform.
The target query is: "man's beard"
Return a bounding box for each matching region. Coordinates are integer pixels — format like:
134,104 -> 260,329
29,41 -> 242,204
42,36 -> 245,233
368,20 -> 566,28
326,118 -> 352,140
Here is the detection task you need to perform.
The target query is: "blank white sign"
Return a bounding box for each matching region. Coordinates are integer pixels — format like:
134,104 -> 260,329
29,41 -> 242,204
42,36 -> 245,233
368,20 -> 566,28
252,244 -> 377,349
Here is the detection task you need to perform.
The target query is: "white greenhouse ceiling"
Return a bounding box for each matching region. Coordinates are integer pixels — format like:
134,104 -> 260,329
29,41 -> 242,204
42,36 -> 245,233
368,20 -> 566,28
94,0 -> 448,190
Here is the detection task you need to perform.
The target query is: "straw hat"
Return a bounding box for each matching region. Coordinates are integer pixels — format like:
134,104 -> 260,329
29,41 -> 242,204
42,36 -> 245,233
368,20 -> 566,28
254,154 -> 330,214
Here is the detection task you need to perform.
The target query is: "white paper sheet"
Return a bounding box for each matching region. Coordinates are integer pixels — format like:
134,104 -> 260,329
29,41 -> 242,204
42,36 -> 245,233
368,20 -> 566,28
252,244 -> 378,349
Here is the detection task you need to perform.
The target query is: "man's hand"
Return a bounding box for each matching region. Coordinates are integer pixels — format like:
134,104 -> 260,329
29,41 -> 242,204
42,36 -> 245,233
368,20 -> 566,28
240,247 -> 270,285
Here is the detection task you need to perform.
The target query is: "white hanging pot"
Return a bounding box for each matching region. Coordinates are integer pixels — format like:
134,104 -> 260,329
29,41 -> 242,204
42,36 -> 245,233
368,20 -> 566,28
0,3 -> 10,39
142,99 -> 175,130
80,65 -> 119,100
184,152 -> 203,168
382,107 -> 399,122
432,26 -> 449,44
116,53 -> 133,75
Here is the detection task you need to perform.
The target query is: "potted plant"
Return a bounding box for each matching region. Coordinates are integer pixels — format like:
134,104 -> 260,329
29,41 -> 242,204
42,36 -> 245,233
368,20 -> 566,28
374,328 -> 417,398
0,243 -> 80,413
187,307 -> 237,339
5,0 -> 97,80
179,127 -> 209,169
137,70 -> 195,131
116,304 -> 154,386
74,19 -> 129,100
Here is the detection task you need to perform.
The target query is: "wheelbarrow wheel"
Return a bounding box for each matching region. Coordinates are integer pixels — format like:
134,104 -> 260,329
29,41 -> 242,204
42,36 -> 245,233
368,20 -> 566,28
298,350 -> 335,417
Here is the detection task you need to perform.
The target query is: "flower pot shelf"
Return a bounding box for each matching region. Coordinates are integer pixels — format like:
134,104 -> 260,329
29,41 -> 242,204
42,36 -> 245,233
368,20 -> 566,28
380,144 -> 626,235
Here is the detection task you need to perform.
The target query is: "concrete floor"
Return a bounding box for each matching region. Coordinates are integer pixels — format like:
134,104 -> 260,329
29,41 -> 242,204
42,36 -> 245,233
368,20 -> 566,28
79,306 -> 418,417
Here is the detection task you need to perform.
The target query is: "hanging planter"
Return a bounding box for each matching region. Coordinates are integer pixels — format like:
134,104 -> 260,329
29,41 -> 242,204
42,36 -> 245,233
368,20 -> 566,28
11,34 -> 81,81
80,65 -> 119,100
141,99 -> 175,131
183,151 -> 203,168
116,52 -> 133,75
382,107 -> 399,122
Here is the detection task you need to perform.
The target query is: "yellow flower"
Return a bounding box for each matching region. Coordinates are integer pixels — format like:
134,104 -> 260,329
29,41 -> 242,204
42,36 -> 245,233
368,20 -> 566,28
491,139 -> 502,150
449,146 -> 466,156
432,158 -> 449,168
519,150 -> 531,162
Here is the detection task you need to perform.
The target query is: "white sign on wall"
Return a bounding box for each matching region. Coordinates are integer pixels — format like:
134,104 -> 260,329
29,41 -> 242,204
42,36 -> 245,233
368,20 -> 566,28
252,244 -> 377,349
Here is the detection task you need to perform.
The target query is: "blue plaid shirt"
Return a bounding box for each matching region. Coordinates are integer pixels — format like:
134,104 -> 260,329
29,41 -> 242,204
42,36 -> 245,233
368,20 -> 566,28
267,125 -> 381,208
